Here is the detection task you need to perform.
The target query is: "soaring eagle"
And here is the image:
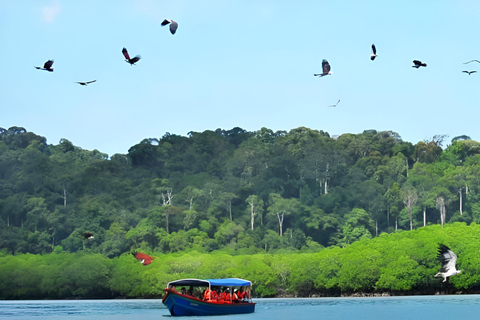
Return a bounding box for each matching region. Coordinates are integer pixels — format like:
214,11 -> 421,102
161,19 -> 178,35
132,252 -> 154,266
412,60 -> 427,68
122,48 -> 141,65
434,244 -> 461,282
370,44 -> 377,61
35,60 -> 54,72
76,80 -> 97,86
314,59 -> 332,77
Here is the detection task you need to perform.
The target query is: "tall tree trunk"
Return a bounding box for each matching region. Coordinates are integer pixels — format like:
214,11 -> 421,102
249,200 -> 255,231
423,207 -> 426,227
62,183 -> 67,207
165,207 -> 170,233
459,188 -> 463,216
276,212 -> 284,236
403,191 -> 417,231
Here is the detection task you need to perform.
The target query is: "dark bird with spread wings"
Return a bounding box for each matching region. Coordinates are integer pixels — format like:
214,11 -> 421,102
35,60 -> 54,72
83,232 -> 94,239
76,80 -> 97,86
314,59 -> 332,77
412,60 -> 427,68
371,44 -> 377,61
161,19 -> 178,35
462,71 -> 477,75
122,48 -> 141,65
434,244 -> 461,282
132,252 -> 154,266
464,60 -> 480,64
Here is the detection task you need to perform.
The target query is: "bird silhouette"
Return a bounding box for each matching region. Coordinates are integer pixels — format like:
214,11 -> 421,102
161,19 -> 178,35
83,232 -> 94,239
76,80 -> 97,86
35,60 -> 54,72
370,44 -> 377,61
314,59 -> 332,77
122,48 -> 141,65
328,99 -> 341,107
462,71 -> 477,75
412,60 -> 427,68
463,60 -> 480,64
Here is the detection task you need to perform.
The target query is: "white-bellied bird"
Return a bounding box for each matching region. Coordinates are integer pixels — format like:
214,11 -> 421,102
161,19 -> 178,35
314,59 -> 332,77
434,244 -> 461,282
76,80 -> 97,86
83,232 -> 94,239
371,44 -> 377,61
132,252 -> 154,266
412,60 -> 427,68
35,60 -> 54,72
462,71 -> 477,75
122,48 -> 141,65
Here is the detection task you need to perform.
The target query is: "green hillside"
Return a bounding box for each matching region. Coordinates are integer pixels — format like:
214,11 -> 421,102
1,126 -> 480,256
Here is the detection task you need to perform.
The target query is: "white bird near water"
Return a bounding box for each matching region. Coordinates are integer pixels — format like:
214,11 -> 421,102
434,244 -> 461,282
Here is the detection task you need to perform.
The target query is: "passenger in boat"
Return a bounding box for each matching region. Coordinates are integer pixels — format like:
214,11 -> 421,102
181,287 -> 187,295
224,288 -> 231,303
237,288 -> 245,301
203,288 -> 213,301
232,289 -> 239,303
210,288 -> 218,301
217,288 -> 226,303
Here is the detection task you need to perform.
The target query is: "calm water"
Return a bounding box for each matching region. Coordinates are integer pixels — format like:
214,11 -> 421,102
1,295 -> 479,320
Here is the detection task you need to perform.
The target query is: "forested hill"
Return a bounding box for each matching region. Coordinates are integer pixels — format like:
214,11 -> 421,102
1,126 -> 480,256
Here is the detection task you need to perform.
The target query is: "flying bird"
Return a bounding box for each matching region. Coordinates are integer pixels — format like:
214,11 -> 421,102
462,71 -> 477,75
76,80 -> 97,86
412,60 -> 427,68
314,59 -> 332,77
328,99 -> 340,107
434,244 -> 461,282
83,232 -> 94,239
463,60 -> 480,64
161,19 -> 178,35
122,48 -> 141,65
370,44 -> 377,61
35,60 -> 54,72
132,252 -> 154,266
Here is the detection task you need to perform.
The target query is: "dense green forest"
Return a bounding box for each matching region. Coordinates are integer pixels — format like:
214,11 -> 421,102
1,223 -> 479,299
1,126 -> 479,256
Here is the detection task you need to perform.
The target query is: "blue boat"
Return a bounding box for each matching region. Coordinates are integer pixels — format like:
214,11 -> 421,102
162,278 -> 256,316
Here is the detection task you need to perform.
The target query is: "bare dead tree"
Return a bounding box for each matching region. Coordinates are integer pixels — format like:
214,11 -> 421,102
436,197 -> 446,228
403,189 -> 418,230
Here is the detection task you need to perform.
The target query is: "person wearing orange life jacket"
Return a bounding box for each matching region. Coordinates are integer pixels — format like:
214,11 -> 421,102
203,288 -> 212,301
237,287 -> 246,301
232,289 -> 240,303
223,288 -> 232,304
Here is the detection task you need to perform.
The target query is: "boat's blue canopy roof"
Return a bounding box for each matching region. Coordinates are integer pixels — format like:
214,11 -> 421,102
167,278 -> 251,288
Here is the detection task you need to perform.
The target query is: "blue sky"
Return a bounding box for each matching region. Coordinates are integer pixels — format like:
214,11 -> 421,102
2,0 -> 480,157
